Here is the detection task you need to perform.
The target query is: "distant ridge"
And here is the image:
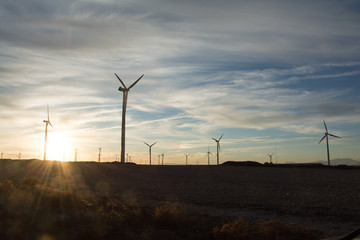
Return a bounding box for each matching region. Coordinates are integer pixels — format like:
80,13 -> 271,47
222,161 -> 263,167
315,158 -> 360,166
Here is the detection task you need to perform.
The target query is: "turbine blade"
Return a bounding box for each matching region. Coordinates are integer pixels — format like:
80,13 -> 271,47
144,142 -> 150,146
128,74 -> 144,90
47,105 -> 50,121
49,121 -> 53,128
150,142 -> 157,147
114,73 -> 127,89
219,133 -> 224,141
328,133 -> 341,138
211,138 -> 217,141
318,135 -> 326,144
323,120 -> 328,133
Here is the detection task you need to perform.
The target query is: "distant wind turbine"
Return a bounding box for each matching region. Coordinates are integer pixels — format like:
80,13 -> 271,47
207,147 -> 212,165
115,73 -> 144,164
318,120 -> 341,166
43,105 -> 53,161
185,153 -> 190,165
267,153 -> 273,163
144,142 -> 156,165
98,148 -> 102,163
212,133 -> 223,165
161,153 -> 164,165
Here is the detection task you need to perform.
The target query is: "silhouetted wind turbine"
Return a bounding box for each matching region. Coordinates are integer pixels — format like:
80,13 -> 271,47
43,105 -> 53,161
144,142 -> 156,165
115,73 -> 144,164
207,147 -> 212,165
267,153 -> 273,163
185,153 -> 190,165
212,133 -> 223,165
318,120 -> 341,166
161,153 -> 164,165
98,147 -> 102,163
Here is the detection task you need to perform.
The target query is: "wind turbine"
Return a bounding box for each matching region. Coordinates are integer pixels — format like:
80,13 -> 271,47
207,147 -> 212,165
161,153 -> 164,165
43,105 -> 53,161
267,153 -> 273,164
98,148 -> 102,163
115,73 -> 144,164
212,133 -> 223,165
74,148 -> 78,162
185,153 -> 190,165
318,120 -> 341,166
144,142 -> 156,165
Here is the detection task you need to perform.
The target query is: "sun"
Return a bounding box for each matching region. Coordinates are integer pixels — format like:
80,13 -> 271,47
46,132 -> 71,161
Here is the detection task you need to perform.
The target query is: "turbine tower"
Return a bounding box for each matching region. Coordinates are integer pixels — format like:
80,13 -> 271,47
318,120 -> 341,166
185,153 -> 190,165
207,147 -> 212,165
74,148 -> 78,162
144,142 -> 156,165
161,153 -> 164,165
115,73 -> 144,164
43,105 -> 53,161
98,147 -> 102,163
267,153 -> 273,164
212,133 -> 223,165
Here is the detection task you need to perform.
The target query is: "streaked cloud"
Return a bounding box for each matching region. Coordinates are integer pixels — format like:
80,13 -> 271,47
1,0 -> 359,163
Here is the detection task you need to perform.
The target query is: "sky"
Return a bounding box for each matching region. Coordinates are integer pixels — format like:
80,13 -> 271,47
1,0 -> 360,164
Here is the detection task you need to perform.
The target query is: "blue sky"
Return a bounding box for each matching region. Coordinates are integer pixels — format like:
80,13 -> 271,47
1,0 -> 360,164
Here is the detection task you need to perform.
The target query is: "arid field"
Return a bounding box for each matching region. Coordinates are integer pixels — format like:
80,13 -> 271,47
0,159 -> 359,239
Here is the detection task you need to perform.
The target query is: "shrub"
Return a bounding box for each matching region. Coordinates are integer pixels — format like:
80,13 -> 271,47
154,202 -> 195,232
213,218 -> 322,240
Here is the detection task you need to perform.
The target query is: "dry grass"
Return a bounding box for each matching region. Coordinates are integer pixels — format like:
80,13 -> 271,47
1,159 -> 359,239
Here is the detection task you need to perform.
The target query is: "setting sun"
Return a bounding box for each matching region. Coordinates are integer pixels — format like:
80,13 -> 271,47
46,132 -> 71,161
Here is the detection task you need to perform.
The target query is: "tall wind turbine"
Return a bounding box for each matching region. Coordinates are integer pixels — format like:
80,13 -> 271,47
318,120 -> 341,166
115,73 -> 144,164
98,148 -> 102,163
212,133 -> 223,165
43,105 -> 53,161
161,153 -> 164,165
207,147 -> 212,165
144,142 -> 156,165
185,153 -> 190,165
267,153 -> 273,163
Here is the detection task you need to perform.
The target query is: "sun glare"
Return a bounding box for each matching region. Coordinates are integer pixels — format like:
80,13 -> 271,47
46,132 -> 71,161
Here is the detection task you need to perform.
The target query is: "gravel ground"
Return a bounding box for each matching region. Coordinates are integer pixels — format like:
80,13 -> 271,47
1,160 -> 360,237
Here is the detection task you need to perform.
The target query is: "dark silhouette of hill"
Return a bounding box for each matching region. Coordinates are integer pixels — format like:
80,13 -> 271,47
222,161 -> 263,166
315,158 -> 360,166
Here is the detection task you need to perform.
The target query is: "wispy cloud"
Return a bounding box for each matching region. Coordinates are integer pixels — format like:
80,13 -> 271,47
1,0 -> 360,163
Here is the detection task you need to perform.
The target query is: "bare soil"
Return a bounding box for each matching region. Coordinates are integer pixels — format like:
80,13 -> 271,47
1,159 -> 360,238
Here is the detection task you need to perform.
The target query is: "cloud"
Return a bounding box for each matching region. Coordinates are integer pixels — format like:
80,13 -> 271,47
1,0 -> 360,162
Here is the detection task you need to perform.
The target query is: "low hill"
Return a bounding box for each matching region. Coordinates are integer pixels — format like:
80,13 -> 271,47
316,158 -> 360,166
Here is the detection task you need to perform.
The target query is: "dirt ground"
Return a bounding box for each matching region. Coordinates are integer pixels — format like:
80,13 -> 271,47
1,160 -> 360,238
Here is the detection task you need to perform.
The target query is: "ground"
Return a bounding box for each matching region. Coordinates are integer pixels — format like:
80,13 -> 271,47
0,159 -> 359,239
